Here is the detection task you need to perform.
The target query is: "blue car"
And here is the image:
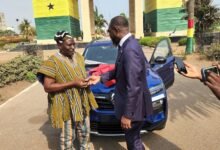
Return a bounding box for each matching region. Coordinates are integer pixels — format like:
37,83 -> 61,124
83,38 -> 175,136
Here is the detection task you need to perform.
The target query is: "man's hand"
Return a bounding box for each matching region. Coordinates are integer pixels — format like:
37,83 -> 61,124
88,75 -> 101,85
177,62 -> 202,80
205,72 -> 220,100
121,115 -> 131,129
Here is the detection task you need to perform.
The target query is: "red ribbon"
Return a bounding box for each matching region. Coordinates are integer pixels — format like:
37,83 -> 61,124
89,64 -> 116,87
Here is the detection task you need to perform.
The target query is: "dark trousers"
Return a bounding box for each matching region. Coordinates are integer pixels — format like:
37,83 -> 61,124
124,121 -> 145,150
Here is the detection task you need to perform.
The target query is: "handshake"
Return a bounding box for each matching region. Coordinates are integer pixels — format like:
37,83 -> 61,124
76,75 -> 101,88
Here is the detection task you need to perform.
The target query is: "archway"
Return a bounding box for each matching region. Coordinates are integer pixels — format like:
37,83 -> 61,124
80,0 -> 144,42
33,0 -> 144,43
32,0 -> 187,44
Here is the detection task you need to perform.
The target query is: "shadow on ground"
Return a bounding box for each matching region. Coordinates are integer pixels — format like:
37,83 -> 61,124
142,132 -> 181,150
38,119 -> 180,150
91,135 -> 126,150
168,73 -> 220,122
39,119 -> 60,149
91,132 -> 180,150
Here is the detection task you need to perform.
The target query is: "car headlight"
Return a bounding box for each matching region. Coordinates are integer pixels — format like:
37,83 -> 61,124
110,93 -> 115,105
149,83 -> 164,95
152,99 -> 163,108
151,93 -> 165,111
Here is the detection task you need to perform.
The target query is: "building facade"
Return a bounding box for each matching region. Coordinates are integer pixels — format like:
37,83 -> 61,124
144,0 -> 187,37
33,0 -> 187,44
32,0 -> 80,44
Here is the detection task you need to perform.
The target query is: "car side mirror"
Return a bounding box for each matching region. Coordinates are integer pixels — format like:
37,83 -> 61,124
154,56 -> 166,64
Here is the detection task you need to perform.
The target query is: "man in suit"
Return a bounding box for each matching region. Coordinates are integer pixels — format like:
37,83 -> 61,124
89,16 -> 153,150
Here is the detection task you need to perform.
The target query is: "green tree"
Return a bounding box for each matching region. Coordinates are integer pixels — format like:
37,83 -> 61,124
94,6 -> 108,34
18,19 -> 36,40
183,0 -> 220,33
194,0 -> 220,33
210,21 -> 220,32
119,13 -> 129,20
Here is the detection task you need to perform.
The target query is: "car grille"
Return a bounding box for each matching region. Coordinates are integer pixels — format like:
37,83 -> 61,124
95,94 -> 165,112
91,122 -> 123,134
94,93 -> 114,110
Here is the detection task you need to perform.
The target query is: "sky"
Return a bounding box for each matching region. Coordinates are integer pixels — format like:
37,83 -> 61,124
0,0 -> 128,31
0,0 -> 220,31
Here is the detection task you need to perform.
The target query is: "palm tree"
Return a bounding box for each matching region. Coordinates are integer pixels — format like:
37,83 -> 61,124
94,6 -> 108,35
18,19 -> 35,40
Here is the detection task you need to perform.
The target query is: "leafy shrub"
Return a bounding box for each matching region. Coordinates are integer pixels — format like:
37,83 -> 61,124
25,72 -> 36,82
178,37 -> 195,46
204,43 -> 220,61
178,38 -> 187,46
92,34 -> 104,40
139,36 -> 169,47
0,36 -> 28,45
2,43 -> 17,50
0,56 -> 42,87
0,42 -> 5,49
23,44 -> 42,56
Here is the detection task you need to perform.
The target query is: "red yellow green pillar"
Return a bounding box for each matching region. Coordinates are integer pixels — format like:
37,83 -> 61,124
186,19 -> 194,54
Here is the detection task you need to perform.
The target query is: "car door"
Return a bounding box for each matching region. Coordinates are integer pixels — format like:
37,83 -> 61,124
149,38 -> 175,89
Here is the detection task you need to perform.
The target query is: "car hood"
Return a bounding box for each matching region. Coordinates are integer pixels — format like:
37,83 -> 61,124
88,65 -> 163,94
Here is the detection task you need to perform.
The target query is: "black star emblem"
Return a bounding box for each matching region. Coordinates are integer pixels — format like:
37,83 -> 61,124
48,3 -> 54,10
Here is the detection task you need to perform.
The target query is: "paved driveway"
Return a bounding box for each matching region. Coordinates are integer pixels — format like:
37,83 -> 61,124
0,72 -> 220,150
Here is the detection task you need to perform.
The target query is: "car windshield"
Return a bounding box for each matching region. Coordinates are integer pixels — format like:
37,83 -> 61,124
84,45 -> 118,64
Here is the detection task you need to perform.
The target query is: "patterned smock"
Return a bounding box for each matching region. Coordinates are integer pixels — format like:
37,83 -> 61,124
37,52 -> 98,128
